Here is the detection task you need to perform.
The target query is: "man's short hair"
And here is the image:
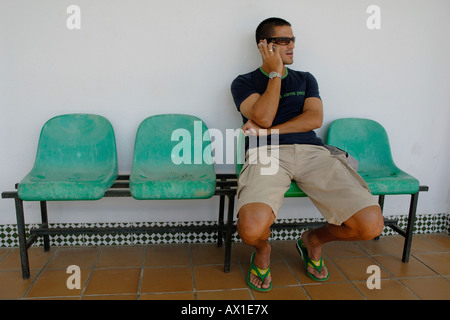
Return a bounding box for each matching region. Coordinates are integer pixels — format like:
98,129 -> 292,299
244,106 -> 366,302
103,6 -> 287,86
255,17 -> 291,44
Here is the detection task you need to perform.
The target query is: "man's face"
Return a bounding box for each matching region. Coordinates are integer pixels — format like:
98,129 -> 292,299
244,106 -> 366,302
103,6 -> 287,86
269,26 -> 295,65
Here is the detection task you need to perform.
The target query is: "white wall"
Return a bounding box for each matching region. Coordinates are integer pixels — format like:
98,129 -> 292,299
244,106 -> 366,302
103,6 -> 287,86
1,0 -> 449,225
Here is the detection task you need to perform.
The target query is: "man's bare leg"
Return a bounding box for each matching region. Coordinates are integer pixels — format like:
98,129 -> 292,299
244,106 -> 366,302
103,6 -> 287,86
301,205 -> 384,279
237,203 -> 275,289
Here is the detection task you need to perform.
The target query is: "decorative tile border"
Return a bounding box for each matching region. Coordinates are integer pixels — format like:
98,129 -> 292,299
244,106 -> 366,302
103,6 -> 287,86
0,213 -> 448,247
270,213 -> 449,241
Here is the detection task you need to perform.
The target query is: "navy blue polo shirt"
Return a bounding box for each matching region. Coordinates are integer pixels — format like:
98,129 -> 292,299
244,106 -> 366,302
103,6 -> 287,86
231,67 -> 323,147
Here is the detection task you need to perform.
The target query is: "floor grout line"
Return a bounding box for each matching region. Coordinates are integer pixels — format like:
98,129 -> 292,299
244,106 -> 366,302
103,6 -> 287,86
0,234 -> 448,300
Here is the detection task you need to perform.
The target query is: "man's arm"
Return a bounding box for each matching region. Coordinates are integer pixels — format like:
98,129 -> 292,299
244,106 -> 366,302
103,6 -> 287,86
242,97 -> 323,136
271,97 -> 323,133
239,82 -> 280,129
239,40 -> 284,129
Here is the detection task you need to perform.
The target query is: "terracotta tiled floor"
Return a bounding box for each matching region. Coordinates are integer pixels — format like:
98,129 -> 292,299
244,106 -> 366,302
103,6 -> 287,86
0,233 -> 449,300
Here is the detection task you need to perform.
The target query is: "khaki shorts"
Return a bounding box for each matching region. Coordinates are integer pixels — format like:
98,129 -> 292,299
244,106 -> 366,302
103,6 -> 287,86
236,144 -> 379,225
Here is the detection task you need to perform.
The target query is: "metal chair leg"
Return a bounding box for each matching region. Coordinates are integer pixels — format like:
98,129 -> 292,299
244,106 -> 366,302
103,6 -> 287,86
223,194 -> 235,273
15,198 -> 30,279
402,192 -> 419,262
40,201 -> 50,252
217,195 -> 225,248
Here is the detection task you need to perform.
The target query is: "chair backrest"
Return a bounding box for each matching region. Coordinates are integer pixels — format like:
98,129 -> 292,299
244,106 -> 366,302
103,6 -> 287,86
32,114 -> 118,173
325,118 -> 398,174
131,113 -> 215,174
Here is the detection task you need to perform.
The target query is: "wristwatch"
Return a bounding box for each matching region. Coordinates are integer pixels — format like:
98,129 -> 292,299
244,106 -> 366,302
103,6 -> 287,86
269,71 -> 282,80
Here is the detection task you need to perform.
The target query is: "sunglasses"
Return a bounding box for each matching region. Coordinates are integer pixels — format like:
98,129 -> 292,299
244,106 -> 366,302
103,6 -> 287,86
266,37 -> 296,45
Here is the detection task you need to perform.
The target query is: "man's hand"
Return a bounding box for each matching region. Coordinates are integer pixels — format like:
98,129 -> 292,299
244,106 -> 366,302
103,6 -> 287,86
238,40 -> 284,128
242,120 -> 269,136
258,39 -> 284,74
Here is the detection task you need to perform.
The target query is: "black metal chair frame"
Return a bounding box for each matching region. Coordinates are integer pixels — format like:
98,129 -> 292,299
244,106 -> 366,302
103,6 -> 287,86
2,174 -> 237,279
2,173 -> 428,280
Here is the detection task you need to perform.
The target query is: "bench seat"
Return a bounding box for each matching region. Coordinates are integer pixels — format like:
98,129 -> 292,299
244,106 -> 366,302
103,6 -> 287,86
2,115 -> 428,280
129,114 -> 216,200
17,114 -> 118,201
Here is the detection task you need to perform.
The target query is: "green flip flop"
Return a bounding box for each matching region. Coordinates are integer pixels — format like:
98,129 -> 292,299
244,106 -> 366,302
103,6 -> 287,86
247,252 -> 272,292
296,238 -> 330,282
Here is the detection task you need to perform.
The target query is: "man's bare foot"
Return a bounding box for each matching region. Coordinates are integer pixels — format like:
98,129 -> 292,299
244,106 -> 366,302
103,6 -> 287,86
248,245 -> 272,289
301,230 -> 328,280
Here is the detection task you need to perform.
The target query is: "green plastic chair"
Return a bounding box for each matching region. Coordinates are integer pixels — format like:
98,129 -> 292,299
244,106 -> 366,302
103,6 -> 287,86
236,130 -> 307,197
325,118 -> 419,195
18,114 -> 118,201
129,114 -> 216,200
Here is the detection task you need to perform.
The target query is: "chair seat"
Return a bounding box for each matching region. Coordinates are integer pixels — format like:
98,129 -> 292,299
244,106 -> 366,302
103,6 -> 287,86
251,170 -> 419,198
129,114 -> 216,200
359,169 -> 420,195
238,118 -> 422,199
325,118 -> 421,196
17,114 -> 118,201
236,132 -> 308,198
18,169 -> 117,201
285,182 -> 307,197
130,167 -> 216,200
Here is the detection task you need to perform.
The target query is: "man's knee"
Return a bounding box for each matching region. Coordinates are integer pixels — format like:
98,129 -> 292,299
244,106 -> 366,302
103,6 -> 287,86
347,205 -> 384,240
237,203 -> 275,245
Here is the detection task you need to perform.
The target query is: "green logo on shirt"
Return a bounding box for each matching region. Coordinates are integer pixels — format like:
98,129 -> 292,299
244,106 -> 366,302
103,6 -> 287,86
280,91 -> 305,99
